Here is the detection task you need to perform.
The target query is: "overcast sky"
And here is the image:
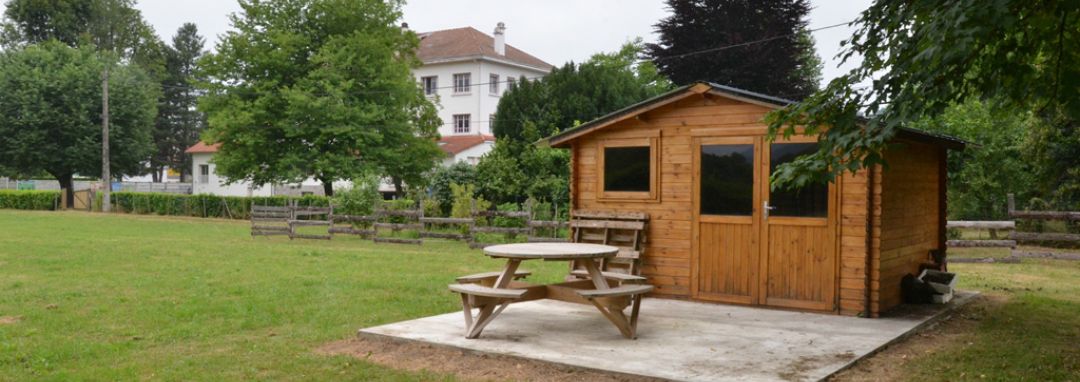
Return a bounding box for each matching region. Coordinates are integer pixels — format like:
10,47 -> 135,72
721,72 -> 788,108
3,0 -> 873,84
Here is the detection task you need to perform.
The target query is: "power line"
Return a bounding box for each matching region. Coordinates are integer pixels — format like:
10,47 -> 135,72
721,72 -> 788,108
648,20 -> 854,64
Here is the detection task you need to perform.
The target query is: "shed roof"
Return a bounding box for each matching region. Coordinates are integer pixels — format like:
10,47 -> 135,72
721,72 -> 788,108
542,82 -> 967,151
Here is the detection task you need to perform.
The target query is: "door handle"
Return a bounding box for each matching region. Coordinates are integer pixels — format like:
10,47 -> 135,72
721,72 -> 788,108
763,201 -> 776,219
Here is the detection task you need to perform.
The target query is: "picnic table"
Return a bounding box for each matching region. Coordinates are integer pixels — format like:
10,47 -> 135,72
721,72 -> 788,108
448,242 -> 653,339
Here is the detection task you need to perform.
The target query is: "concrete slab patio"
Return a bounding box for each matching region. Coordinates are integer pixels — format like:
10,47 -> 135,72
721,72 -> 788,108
359,292 -> 977,382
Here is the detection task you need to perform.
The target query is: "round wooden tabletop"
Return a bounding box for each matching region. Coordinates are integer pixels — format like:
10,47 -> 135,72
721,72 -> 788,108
483,242 -> 620,260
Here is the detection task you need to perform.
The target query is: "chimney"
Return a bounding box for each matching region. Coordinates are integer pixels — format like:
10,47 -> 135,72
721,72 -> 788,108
400,22 -> 409,33
493,22 -> 506,56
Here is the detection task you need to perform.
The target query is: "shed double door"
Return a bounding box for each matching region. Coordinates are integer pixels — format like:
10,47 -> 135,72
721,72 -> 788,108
691,135 -> 837,311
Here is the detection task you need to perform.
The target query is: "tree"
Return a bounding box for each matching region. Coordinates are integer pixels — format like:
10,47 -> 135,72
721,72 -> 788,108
197,0 -> 440,196
645,0 -> 822,100
493,39 -> 672,143
150,23 -> 206,182
766,1 -> 1079,190
911,101 -> 1037,219
481,41 -> 672,206
0,41 -> 156,206
1,0 -> 163,66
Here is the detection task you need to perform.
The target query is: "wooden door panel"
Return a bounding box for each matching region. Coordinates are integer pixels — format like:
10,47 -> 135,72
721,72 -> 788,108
697,221 -> 755,304
765,219 -> 835,310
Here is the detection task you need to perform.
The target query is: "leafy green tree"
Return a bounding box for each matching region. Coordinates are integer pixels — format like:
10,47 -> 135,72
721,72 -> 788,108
150,23 -> 205,182
767,0 -> 1079,190
493,39 -> 672,142
1024,108 -> 1080,208
197,0 -> 440,196
0,42 -> 156,206
429,161 -> 478,214
482,41 -> 670,206
645,0 -> 822,99
912,101 -> 1037,219
1,0 -> 163,66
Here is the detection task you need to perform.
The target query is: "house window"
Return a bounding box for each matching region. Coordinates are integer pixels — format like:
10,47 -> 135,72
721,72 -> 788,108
489,74 -> 499,94
453,73 -> 471,94
700,144 -> 755,215
598,135 -> 659,201
421,76 -> 438,96
453,114 -> 471,134
199,164 -> 210,184
506,76 -> 516,91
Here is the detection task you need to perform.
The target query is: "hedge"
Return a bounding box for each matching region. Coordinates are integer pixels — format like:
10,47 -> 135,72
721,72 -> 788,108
109,192 -> 331,220
0,190 -> 60,210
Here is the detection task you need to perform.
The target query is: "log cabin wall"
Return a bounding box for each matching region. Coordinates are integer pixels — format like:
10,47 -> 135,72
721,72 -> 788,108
570,94 -> 775,298
871,141 -> 943,315
837,169 -> 874,316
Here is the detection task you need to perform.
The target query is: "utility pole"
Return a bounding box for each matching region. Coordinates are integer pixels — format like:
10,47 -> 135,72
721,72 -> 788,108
101,66 -> 111,213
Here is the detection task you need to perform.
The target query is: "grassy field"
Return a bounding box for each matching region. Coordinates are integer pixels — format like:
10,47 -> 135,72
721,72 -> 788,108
0,211 -> 1077,381
0,210 -> 568,381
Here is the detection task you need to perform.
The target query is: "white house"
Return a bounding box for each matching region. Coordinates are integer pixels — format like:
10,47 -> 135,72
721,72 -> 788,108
186,142 -> 272,196
186,23 -> 552,196
414,23 -> 553,162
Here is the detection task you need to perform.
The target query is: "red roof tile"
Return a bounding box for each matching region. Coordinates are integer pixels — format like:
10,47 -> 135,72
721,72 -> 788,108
416,27 -> 553,71
438,135 -> 495,156
184,141 -> 220,154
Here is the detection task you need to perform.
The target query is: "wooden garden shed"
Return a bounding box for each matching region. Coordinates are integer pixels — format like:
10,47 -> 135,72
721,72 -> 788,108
544,82 -> 966,317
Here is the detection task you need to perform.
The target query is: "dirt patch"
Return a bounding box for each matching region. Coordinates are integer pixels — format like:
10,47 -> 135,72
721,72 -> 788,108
317,334 -> 664,382
828,295 -> 1004,382
0,316 -> 22,325
778,352 -> 857,381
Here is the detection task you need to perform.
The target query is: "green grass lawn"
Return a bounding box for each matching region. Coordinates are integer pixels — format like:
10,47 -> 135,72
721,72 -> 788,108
0,210 -> 568,381
1,211 -> 1077,381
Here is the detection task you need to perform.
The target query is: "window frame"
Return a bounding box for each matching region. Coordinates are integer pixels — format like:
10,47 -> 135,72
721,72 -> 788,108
453,73 -> 471,94
421,75 -> 438,96
489,73 -> 499,94
597,133 -> 660,202
198,164 -> 210,184
506,77 -> 516,91
453,114 -> 471,134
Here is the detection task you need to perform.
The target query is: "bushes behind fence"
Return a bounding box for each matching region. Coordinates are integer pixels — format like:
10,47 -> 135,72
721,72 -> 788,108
0,190 -> 59,210
109,192 -> 331,219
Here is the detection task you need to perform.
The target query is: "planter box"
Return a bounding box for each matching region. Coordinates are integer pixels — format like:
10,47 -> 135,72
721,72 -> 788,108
918,269 -> 957,295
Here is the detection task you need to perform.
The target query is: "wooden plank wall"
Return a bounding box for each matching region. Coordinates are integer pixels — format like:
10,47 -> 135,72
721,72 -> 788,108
572,94 -> 773,298
838,168 -> 873,316
871,141 -> 942,314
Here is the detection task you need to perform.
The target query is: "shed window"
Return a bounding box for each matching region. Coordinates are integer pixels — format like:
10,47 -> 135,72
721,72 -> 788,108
604,147 -> 651,192
769,143 -> 828,217
700,144 -> 754,215
598,135 -> 659,201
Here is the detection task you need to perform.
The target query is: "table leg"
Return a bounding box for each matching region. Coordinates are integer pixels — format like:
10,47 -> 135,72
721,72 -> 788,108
582,258 -> 609,290
462,258 -> 522,339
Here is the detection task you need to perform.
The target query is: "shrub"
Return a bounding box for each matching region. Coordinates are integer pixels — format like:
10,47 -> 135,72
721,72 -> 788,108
332,176 -> 381,216
450,183 -> 489,219
109,192 -> 329,219
421,199 -> 441,218
0,190 -> 59,210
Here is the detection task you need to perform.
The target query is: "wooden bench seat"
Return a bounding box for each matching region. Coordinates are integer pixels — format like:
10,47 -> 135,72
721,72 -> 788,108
456,270 -> 531,284
569,270 -> 646,283
577,284 -> 654,299
448,283 -> 527,299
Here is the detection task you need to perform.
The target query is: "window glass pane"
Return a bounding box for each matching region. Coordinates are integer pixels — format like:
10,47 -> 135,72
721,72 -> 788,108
603,146 -> 651,192
769,143 -> 828,217
700,144 -> 754,215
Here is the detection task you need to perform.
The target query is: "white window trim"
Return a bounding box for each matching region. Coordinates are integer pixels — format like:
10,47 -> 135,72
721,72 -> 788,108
453,73 -> 471,95
489,74 -> 500,95
453,114 -> 471,134
421,75 -> 438,96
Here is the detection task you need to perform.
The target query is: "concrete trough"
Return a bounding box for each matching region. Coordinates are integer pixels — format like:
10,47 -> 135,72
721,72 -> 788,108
360,292 -> 977,382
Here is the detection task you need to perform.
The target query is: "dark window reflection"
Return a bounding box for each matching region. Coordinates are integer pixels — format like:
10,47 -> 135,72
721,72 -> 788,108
700,144 -> 754,215
604,146 -> 651,192
769,143 -> 828,217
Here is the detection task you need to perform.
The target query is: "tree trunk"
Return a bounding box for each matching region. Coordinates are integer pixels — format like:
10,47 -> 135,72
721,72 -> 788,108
392,177 -> 404,199
321,179 -> 334,197
56,173 -> 75,209
151,167 -> 161,183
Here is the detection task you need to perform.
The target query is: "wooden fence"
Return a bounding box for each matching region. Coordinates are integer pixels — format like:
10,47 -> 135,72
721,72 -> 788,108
947,194 -> 1080,263
251,201 -> 569,248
